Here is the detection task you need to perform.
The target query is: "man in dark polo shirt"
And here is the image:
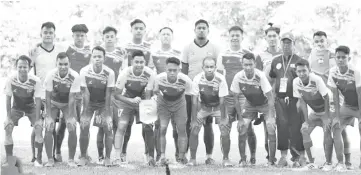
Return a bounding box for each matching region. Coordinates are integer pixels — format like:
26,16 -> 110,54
269,33 -> 305,167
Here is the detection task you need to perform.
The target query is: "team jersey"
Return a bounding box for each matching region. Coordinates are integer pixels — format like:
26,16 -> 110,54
65,44 -> 92,73
152,48 -> 181,74
217,48 -> 250,89
44,68 -> 80,103
79,64 -> 115,103
103,46 -> 128,80
255,48 -> 282,71
269,54 -> 303,98
4,73 -> 42,111
293,73 -> 329,112
155,72 -> 192,109
115,66 -> 155,99
192,72 -> 228,107
327,66 -> 361,107
308,49 -> 335,76
231,69 -> 272,106
181,40 -> 220,80
124,41 -> 153,67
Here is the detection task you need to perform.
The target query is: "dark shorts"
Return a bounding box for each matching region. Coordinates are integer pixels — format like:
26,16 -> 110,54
333,105 -> 358,129
10,107 -> 36,126
225,95 -> 246,122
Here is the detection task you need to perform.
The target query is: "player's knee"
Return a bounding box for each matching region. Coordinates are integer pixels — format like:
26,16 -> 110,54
160,126 -> 167,136
300,125 -> 309,135
191,126 -> 201,136
44,117 -> 55,132
266,122 -> 276,134
239,132 -> 247,141
268,134 -> 276,142
66,118 -> 77,132
220,126 -> 230,137
80,117 -> 90,129
247,126 -> 255,136
116,124 -> 127,134
4,123 -> 14,135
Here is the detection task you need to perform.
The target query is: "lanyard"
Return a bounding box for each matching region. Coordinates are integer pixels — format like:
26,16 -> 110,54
282,54 -> 294,77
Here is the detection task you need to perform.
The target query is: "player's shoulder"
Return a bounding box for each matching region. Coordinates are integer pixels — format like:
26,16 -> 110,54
156,72 -> 167,79
142,41 -> 152,47
329,66 -> 338,74
47,68 -> 58,77
193,72 -> 204,80
80,64 -> 91,74
54,44 -> 67,52
292,76 -> 301,85
255,69 -> 266,77
6,72 -> 17,82
271,54 -> 282,62
234,69 -> 245,78
178,72 -> 192,82
309,72 -> 322,81
103,65 -> 115,75
143,66 -> 156,76
69,69 -> 80,78
29,73 -> 41,84
214,72 -> 226,82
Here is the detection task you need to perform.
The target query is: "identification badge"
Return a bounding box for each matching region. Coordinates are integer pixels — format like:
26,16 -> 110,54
279,78 -> 288,93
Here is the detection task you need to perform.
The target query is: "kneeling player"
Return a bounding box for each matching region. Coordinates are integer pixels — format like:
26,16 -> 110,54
43,53 -> 79,167
156,57 -> 192,165
293,59 -> 332,170
77,46 -> 115,167
4,55 -> 43,167
328,46 -> 361,171
112,50 -> 157,166
188,57 -> 231,166
231,53 -> 276,166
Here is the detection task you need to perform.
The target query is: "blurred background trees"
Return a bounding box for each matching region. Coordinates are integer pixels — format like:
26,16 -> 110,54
1,1 -> 361,76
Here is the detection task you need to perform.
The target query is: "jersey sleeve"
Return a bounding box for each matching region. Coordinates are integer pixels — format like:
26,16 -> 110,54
293,79 -> 301,98
259,72 -> 272,94
184,75 -> 193,95
230,73 -> 241,94
191,75 -> 200,96
214,44 -> 220,58
107,70 -> 115,88
216,54 -> 225,72
355,70 -> 361,88
327,69 -> 337,88
181,45 -> 189,63
34,78 -> 43,98
4,76 -> 13,96
147,53 -> 155,68
43,72 -> 53,92
218,76 -> 229,97
115,68 -> 128,90
316,75 -> 329,96
70,73 -> 81,93
79,69 -> 87,88
146,71 -> 156,91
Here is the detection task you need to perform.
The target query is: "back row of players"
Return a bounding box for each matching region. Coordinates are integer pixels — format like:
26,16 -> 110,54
4,19 -> 360,171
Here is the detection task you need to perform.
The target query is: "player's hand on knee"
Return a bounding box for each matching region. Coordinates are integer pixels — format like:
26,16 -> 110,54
190,120 -> 200,130
95,114 -> 102,124
4,118 -> 14,130
301,122 -> 309,132
219,118 -> 230,131
237,118 -> 245,133
130,97 -> 142,105
151,95 -> 157,101
44,117 -> 55,132
66,117 -> 77,131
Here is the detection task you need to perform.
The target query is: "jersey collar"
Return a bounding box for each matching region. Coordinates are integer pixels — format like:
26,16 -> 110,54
17,73 -> 29,84
57,70 -> 70,80
40,44 -> 55,53
194,39 -> 209,48
91,64 -> 104,75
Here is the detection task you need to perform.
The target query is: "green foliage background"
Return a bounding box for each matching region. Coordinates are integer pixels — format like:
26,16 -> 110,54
1,1 -> 361,76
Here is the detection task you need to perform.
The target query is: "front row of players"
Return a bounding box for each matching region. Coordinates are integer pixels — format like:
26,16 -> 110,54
4,45 -> 361,169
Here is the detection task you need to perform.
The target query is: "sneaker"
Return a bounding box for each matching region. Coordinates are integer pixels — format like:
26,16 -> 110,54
175,153 -> 179,162
97,157 -> 104,165
31,157 -> 36,163
265,161 -> 276,167
159,158 -> 169,166
54,154 -> 62,162
298,163 -> 318,171
68,160 -> 77,167
278,157 -> 288,167
345,162 -> 354,170
144,154 -> 149,163
44,159 -> 55,167
205,158 -> 215,165
187,159 -> 196,166
266,155 -> 277,163
222,159 -> 233,167
78,154 -> 92,163
104,158 -> 112,167
120,153 -> 128,164
34,160 -> 43,167
77,157 -> 89,167
239,159 -> 247,167
148,158 -> 156,167
334,163 -> 347,172
250,158 -> 256,166
320,162 -> 332,172
299,157 -> 307,167
178,157 -> 188,165
112,159 -> 122,166
292,160 -> 301,168
156,154 -> 161,162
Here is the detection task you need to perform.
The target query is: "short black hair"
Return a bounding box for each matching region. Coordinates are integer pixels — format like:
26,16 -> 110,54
56,52 -> 68,61
92,46 -> 106,57
242,53 -> 256,61
195,19 -> 209,28
132,50 -> 145,58
41,22 -> 56,31
295,59 -> 310,68
16,55 -> 32,67
202,57 -> 216,66
166,57 -> 180,66
335,45 -> 350,55
313,31 -> 327,38
103,26 -> 117,35
265,23 -> 280,35
228,26 -> 243,34
72,24 -> 88,33
130,19 -> 146,28
159,27 -> 173,33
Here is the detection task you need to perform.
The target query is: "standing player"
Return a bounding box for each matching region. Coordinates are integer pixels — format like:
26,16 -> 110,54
217,26 -> 259,165
231,53 -> 277,166
328,46 -> 361,171
77,46 -> 115,167
155,57 -> 192,165
293,59 -> 332,170
62,24 -> 92,162
188,57 -> 231,167
96,26 -> 127,164
121,19 -> 154,162
29,21 -> 66,166
269,33 -> 305,167
151,27 -> 182,161
4,56 -> 43,167
181,19 -> 220,164
43,53 -> 79,167
112,50 -> 156,166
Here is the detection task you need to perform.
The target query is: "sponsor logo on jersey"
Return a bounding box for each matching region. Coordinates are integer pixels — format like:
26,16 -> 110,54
66,83 -> 71,88
242,87 -> 246,91
88,80 -> 93,85
201,88 -> 205,92
140,82 -> 147,86
163,89 -> 167,93
101,80 -> 106,84
13,89 -> 17,93
213,86 -> 219,91
347,80 -> 353,84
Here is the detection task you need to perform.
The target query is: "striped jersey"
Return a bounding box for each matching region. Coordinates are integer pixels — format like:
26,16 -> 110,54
255,48 -> 282,71
66,44 -> 92,73
152,48 -> 181,74
103,46 -> 127,80
124,41 -> 153,67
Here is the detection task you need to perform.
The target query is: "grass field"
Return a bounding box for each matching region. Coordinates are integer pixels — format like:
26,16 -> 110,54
1,78 -> 361,175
